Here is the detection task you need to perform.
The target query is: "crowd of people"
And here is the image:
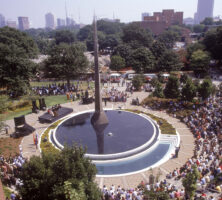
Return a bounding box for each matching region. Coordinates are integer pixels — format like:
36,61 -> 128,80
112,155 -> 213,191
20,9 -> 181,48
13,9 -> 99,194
102,87 -> 128,102
32,81 -> 89,96
0,147 -> 25,199
99,90 -> 222,200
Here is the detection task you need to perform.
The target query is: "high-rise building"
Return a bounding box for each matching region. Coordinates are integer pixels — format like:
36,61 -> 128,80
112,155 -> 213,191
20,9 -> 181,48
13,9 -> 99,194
45,13 -> 55,29
6,20 -> 17,29
66,17 -> 75,27
196,0 -> 214,24
18,17 -> 29,30
57,18 -> 66,28
0,14 -> 6,27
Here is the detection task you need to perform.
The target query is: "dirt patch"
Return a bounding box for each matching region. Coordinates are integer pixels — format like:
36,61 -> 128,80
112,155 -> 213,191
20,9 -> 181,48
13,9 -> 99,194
0,137 -> 23,157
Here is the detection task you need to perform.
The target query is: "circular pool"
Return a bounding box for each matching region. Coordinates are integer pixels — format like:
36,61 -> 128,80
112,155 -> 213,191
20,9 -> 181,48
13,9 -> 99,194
54,110 -> 157,160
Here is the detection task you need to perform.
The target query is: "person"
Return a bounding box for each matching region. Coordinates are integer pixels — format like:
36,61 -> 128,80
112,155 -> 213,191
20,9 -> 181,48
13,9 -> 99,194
10,192 -> 16,200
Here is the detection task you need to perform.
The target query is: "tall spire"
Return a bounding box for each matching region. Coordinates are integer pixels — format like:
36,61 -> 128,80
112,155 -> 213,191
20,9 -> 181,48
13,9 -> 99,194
91,15 -> 109,128
65,0 -> 68,26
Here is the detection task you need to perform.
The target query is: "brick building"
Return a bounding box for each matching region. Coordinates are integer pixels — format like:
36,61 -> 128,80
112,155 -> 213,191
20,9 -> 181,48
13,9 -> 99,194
139,9 -> 183,35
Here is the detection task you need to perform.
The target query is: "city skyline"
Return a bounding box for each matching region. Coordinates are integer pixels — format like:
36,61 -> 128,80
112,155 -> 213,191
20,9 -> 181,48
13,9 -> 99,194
1,0 -> 222,28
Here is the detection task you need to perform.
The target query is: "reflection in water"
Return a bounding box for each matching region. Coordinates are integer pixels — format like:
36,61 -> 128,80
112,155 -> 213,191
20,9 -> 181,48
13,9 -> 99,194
63,113 -> 90,126
92,123 -> 108,154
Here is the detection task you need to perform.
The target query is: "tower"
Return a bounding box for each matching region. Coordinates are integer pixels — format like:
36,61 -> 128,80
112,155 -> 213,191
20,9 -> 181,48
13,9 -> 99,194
18,17 -> 29,30
0,14 -> 6,27
196,0 -> 214,24
45,13 -> 55,29
91,16 -> 109,136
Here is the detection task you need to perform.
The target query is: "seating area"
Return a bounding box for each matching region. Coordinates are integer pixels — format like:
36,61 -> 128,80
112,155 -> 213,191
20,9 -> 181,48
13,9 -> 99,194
38,106 -> 73,123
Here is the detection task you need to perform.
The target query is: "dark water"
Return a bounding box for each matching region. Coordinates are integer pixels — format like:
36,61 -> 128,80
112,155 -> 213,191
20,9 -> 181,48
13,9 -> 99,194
55,110 -> 155,154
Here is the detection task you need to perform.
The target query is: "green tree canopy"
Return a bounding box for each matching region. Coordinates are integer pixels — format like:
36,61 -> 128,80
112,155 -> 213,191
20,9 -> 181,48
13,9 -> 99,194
100,34 -> 120,51
186,43 -> 205,62
86,31 -> 106,51
202,27 -> 222,63
190,50 -> 210,73
201,17 -> 214,25
77,25 -> 92,41
164,75 -> 180,99
18,146 -> 101,200
198,78 -> 214,100
122,23 -> 153,48
157,30 -> 180,49
54,30 -> 76,45
129,47 -> 155,73
132,74 -> 145,91
0,26 -> 38,58
150,40 -> 167,59
113,44 -> 133,67
110,55 -> 125,71
44,43 -> 88,89
157,50 -> 183,72
0,43 -> 36,97
193,24 -> 205,33
182,166 -> 200,199
181,78 -> 197,101
97,20 -> 123,35
153,81 -> 164,98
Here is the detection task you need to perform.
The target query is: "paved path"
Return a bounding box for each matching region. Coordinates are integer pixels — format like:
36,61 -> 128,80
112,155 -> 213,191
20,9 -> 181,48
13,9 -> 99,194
2,87 -> 195,189
0,179 -> 6,200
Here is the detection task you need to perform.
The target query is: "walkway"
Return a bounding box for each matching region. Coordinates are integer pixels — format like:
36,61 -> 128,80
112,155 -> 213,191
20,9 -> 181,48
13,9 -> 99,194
3,85 -> 195,189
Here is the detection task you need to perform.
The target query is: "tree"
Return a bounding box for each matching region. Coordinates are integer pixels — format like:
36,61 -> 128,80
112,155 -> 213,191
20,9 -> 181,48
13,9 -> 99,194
100,34 -> 120,51
0,95 -> 8,131
182,166 -> 200,199
110,55 -> 125,71
132,75 -> 145,91
201,17 -> 214,25
86,31 -> 106,51
181,78 -> 197,101
77,25 -> 92,41
157,50 -> 183,72
0,26 -> 38,58
97,20 -> 123,35
153,81 -> 164,98
180,74 -> 189,84
122,23 -> 153,48
190,50 -> 210,74
150,41 -> 167,59
44,43 -> 88,89
0,43 -> 36,97
129,47 -> 155,73
164,75 -> 180,99
193,24 -> 205,33
157,30 -> 180,49
186,43 -> 205,62
54,30 -> 76,45
113,44 -> 133,67
198,79 -> 213,100
203,27 -> 222,63
18,146 -> 101,200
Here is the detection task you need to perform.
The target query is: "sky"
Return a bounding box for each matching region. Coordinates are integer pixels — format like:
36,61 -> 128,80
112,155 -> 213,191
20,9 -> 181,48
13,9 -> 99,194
0,0 -> 222,28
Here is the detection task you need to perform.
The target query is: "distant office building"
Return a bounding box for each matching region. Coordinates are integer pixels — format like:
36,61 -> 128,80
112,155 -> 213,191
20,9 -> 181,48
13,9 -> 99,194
57,18 -> 66,28
66,17 -> 75,26
196,0 -> 214,24
139,9 -> 183,35
0,14 -> 6,27
18,17 -> 29,30
141,13 -> 150,21
45,13 -> 55,29
183,17 -> 195,25
6,20 -> 17,29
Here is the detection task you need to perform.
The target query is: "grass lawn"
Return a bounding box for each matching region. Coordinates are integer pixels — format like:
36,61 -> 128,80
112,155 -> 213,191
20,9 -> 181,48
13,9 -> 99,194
0,137 -> 23,157
3,185 -> 11,198
1,95 -> 73,121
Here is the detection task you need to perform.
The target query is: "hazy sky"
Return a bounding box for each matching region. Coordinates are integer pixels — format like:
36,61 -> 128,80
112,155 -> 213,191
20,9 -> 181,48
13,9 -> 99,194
1,0 -> 221,28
